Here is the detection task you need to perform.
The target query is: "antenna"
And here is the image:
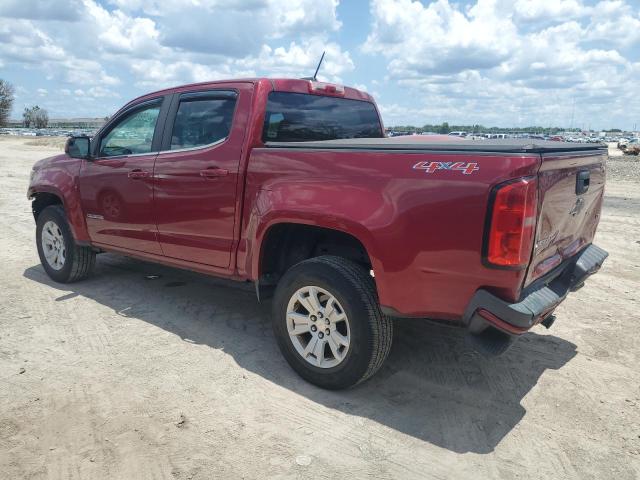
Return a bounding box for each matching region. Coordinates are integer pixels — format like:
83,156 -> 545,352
312,51 -> 325,81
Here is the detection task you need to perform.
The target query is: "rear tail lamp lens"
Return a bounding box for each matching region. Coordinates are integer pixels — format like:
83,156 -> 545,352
485,177 -> 538,268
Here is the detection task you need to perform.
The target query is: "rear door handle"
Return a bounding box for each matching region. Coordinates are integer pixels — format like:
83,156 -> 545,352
200,167 -> 229,178
128,169 -> 150,179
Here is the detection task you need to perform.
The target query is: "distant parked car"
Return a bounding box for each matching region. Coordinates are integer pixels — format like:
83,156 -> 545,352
622,138 -> 639,153
626,145 -> 640,155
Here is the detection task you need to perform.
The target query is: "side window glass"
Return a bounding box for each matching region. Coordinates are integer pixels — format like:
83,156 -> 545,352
100,104 -> 160,157
170,97 -> 236,150
265,112 -> 284,140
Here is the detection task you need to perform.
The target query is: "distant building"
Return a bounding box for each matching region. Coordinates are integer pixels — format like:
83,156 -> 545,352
6,117 -> 107,129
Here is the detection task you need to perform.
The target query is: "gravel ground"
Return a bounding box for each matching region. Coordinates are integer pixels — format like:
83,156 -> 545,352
607,155 -> 640,182
0,137 -> 639,479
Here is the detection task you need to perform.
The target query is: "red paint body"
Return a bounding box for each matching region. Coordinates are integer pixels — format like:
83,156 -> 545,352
28,78 -> 606,325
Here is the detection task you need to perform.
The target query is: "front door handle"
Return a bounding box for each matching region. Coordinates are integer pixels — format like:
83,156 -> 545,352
128,169 -> 150,179
200,167 -> 229,178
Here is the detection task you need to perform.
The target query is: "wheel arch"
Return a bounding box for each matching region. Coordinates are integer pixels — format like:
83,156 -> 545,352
254,218 -> 379,289
29,187 -> 90,244
31,190 -> 64,221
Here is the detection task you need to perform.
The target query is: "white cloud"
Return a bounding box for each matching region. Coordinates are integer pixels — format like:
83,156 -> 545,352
363,0 -> 640,127
2,0 -> 638,128
85,1 -> 161,55
83,0 -> 349,89
364,0 -> 519,76
0,16 -> 121,91
235,40 -> 353,81
513,0 -> 586,22
0,0 -> 83,21
0,0 -> 348,116
585,0 -> 640,47
105,0 -> 341,58
0,20 -> 66,63
129,39 -> 353,90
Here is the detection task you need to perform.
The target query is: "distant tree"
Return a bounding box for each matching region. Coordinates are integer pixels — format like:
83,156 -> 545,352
33,107 -> 49,128
23,107 -> 32,127
0,79 -> 15,127
23,105 -> 49,129
438,122 -> 450,134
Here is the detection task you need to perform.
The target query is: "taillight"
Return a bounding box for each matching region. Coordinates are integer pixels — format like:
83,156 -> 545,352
485,176 -> 538,268
308,81 -> 345,96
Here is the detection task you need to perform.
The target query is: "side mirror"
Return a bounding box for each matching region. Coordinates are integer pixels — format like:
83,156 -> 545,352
65,136 -> 91,159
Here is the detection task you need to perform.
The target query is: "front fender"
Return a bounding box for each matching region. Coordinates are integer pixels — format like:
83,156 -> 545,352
28,155 -> 90,243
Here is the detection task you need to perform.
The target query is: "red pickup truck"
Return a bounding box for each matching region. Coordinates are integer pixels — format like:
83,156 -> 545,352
28,78 -> 608,389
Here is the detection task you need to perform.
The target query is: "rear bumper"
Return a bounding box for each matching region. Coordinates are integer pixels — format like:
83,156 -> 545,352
464,243 -> 608,336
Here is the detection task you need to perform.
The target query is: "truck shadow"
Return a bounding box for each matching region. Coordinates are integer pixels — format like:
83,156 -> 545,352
23,254 -> 577,454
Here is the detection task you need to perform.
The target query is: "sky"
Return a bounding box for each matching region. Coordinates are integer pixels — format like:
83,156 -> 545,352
1,0 -> 639,130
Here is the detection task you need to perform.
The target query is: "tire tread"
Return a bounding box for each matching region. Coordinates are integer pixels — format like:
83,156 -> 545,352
311,256 -> 393,385
281,255 -> 393,387
39,205 -> 95,283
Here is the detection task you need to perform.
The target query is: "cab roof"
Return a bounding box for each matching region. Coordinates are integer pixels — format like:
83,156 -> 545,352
122,78 -> 374,110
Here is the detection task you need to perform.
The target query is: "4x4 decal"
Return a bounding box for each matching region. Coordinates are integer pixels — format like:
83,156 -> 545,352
413,161 -> 479,175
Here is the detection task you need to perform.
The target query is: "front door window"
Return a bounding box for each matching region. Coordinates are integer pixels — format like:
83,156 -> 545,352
100,105 -> 160,157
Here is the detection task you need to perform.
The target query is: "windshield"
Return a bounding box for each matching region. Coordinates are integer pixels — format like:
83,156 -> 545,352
262,91 -> 383,142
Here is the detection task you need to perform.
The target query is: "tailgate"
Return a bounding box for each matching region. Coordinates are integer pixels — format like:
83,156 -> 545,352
525,149 -> 606,286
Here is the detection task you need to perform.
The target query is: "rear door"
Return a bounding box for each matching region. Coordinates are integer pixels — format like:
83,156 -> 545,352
79,96 -> 170,254
153,83 -> 252,268
525,149 -> 606,285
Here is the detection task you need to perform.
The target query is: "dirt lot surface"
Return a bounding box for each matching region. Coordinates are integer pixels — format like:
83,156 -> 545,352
1,136 -> 639,479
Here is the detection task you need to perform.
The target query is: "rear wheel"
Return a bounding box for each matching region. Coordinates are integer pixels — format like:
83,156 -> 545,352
272,255 -> 393,389
36,205 -> 95,283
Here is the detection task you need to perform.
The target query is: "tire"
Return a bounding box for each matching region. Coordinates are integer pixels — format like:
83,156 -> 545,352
272,255 -> 393,389
36,205 -> 95,283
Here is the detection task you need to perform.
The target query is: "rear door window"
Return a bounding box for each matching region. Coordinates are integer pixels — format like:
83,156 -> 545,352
262,92 -> 383,142
170,92 -> 237,150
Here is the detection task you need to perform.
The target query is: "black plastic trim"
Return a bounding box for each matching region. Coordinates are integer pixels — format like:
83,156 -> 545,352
576,169 -> 590,195
179,90 -> 238,101
464,243 -> 608,331
259,147 -> 536,157
380,305 -> 406,318
264,138 -> 607,154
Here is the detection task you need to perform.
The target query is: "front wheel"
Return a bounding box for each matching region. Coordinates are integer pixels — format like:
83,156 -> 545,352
36,205 -> 95,283
272,256 -> 393,389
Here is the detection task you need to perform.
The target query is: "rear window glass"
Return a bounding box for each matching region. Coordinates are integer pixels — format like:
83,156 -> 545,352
170,97 -> 236,150
262,92 -> 383,142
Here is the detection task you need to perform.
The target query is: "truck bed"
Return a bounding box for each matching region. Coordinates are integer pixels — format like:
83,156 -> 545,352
251,135 -> 607,318
265,137 -> 607,154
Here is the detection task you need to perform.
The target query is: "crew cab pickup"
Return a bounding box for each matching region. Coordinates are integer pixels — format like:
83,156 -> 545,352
28,78 -> 608,389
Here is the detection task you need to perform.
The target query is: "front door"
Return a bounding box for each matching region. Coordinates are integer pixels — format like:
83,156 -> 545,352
153,85 -> 251,268
79,97 -> 167,254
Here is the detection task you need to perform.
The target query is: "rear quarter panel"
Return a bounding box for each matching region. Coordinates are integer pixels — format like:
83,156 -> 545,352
240,147 -> 541,319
